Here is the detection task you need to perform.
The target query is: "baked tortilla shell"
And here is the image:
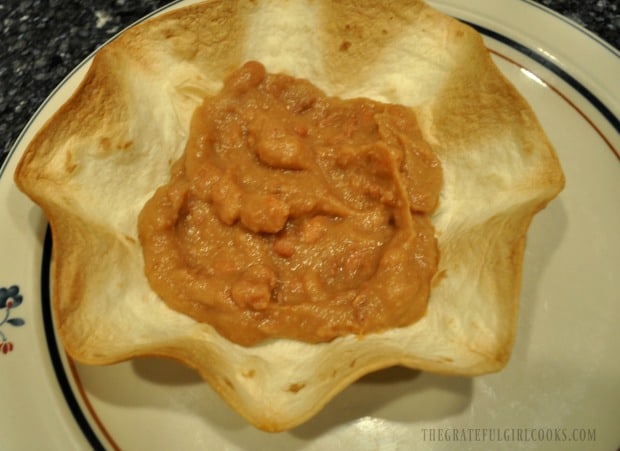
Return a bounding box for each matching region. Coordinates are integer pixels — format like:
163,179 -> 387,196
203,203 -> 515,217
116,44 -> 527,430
14,0 -> 564,431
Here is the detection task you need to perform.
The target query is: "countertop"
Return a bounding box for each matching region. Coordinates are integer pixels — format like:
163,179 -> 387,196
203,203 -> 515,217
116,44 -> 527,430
1,0 -> 618,167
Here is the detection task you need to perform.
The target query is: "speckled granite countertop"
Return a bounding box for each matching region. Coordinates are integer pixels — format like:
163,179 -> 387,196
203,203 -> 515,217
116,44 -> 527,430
1,0 -> 618,167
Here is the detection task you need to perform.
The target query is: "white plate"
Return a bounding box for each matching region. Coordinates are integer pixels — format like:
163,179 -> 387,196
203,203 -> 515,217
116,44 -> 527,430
1,1 -> 618,450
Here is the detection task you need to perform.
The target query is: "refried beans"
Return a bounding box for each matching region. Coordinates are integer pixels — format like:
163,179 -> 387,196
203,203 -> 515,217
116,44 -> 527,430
138,61 -> 442,346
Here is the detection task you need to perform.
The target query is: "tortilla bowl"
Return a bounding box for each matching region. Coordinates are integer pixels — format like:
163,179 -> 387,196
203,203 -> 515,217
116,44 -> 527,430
14,0 -> 564,431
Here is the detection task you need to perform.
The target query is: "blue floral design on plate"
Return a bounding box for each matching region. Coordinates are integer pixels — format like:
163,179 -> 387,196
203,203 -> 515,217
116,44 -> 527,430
0,285 -> 25,355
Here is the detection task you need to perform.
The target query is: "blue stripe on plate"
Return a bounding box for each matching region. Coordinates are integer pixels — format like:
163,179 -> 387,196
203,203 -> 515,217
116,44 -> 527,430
41,226 -> 106,451
463,20 -> 620,134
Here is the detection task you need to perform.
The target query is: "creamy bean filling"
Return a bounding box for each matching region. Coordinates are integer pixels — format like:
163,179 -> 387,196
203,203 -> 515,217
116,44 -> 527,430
138,61 -> 442,346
